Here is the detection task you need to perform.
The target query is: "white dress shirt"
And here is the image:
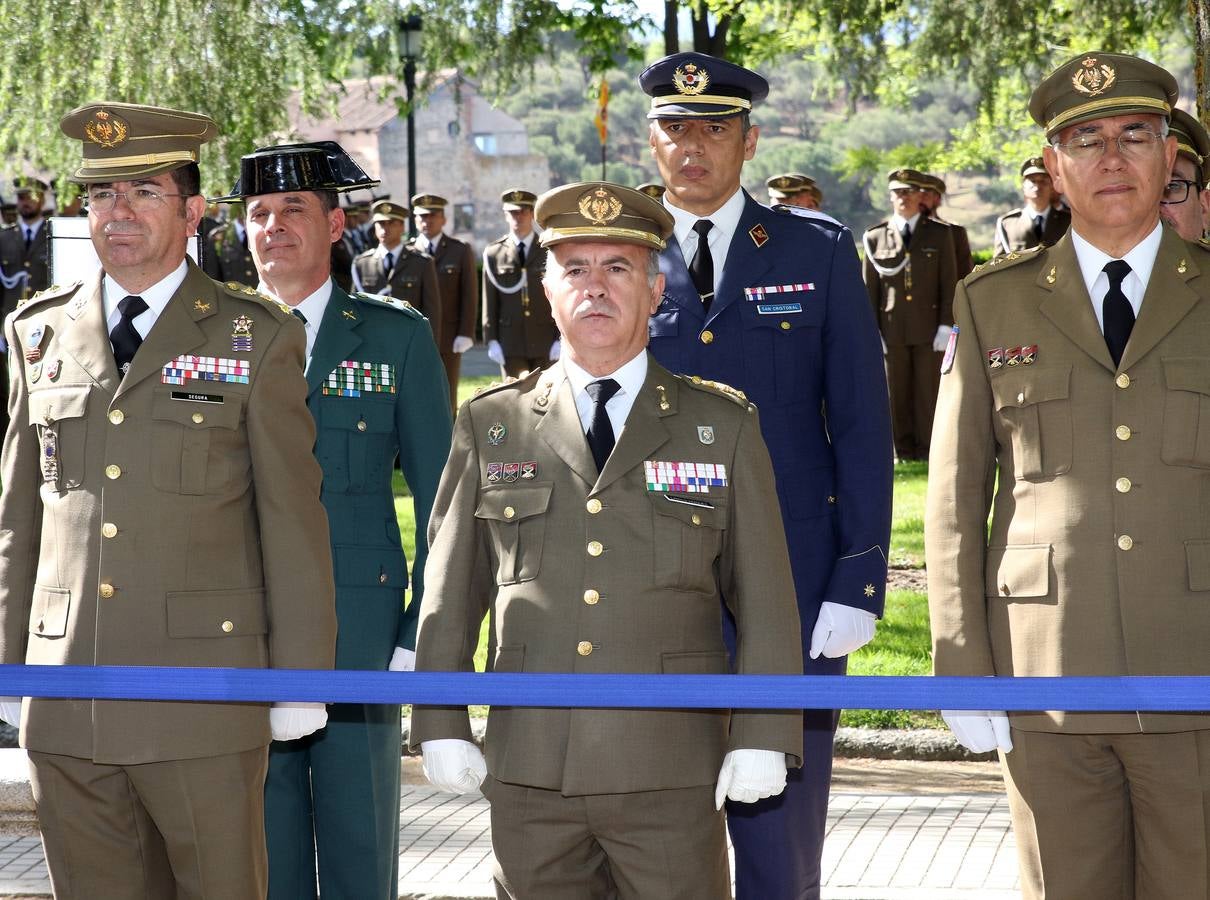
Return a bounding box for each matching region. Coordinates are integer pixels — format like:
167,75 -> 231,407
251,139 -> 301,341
889,211 -> 921,238
512,231 -> 535,258
259,277 -> 333,367
103,259 -> 188,340
1071,222 -> 1161,334
665,187 -> 746,298
562,351 -> 648,440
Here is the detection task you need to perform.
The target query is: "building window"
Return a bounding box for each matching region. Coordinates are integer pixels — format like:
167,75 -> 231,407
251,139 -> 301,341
472,133 -> 497,155
454,203 -> 475,233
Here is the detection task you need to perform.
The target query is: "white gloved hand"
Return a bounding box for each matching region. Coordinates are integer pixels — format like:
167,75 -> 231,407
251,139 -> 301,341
809,601 -> 877,660
549,339 -> 561,361
451,335 -> 474,354
269,702 -> 328,741
933,324 -> 954,353
0,698 -> 21,727
942,710 -> 1014,753
421,739 -> 487,793
714,749 -> 788,810
487,340 -> 505,366
389,647 -> 416,672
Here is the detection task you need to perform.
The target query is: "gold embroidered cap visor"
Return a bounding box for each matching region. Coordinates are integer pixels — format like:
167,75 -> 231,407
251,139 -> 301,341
887,168 -> 929,191
411,193 -> 448,214
371,200 -> 409,223
766,173 -> 807,200
60,101 -> 217,183
535,181 -> 675,251
1029,52 -> 1178,140
636,182 -> 666,199
1021,157 -> 1049,178
1168,108 -> 1210,168
501,188 -> 537,211
640,51 -> 768,119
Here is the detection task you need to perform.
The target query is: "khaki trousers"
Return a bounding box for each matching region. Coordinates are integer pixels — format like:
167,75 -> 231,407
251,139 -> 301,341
1002,728 -> 1210,900
484,777 -> 730,900
884,342 -> 941,460
29,746 -> 269,900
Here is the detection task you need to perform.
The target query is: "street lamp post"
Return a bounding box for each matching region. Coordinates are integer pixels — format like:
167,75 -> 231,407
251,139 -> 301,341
399,14 -> 422,237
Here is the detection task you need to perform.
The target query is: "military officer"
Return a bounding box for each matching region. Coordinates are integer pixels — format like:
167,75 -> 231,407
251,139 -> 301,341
1159,108 -> 1210,241
919,174 -> 973,278
994,157 -> 1072,256
927,53 -> 1210,900
0,177 -> 51,321
351,200 -> 440,324
0,102 -> 337,899
409,193 -> 478,409
863,167 -> 959,461
201,202 -> 257,287
481,188 -> 560,377
766,173 -> 823,210
222,140 -> 452,900
412,181 -> 804,899
641,52 -> 892,900
636,180 -> 666,200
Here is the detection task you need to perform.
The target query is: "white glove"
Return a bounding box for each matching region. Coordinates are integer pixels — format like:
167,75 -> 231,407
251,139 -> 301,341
487,340 -> 505,365
881,334 -> 888,354
714,749 -> 788,810
549,338 -> 561,361
0,698 -> 21,727
451,335 -> 473,354
941,710 -> 1014,753
389,647 -> 416,672
269,702 -> 328,741
933,324 -> 953,353
809,601 -> 877,660
421,739 -> 487,793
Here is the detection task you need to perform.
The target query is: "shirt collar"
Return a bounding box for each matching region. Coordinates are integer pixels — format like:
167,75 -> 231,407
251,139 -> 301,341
1071,221 -> 1162,300
890,212 -> 921,232
290,278 -> 335,328
377,241 -> 404,258
562,349 -> 648,407
1023,202 -> 1051,221
22,218 -> 44,236
103,258 -> 189,323
512,231 -> 534,251
665,187 -> 746,251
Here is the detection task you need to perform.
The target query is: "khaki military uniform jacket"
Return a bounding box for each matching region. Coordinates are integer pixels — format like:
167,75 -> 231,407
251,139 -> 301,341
0,261 -> 337,764
411,356 -> 804,795
201,222 -> 257,288
352,247 -> 441,327
863,217 -> 959,346
931,216 -> 974,279
409,235 -> 478,352
481,235 -> 558,357
926,227 -> 1210,733
994,206 -> 1071,258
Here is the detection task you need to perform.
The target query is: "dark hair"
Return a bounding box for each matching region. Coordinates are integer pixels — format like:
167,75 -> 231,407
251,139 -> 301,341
314,190 -> 339,214
169,163 -> 201,197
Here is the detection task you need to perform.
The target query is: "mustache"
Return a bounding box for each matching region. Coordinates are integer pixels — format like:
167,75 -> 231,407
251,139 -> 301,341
575,299 -> 616,317
102,222 -> 145,235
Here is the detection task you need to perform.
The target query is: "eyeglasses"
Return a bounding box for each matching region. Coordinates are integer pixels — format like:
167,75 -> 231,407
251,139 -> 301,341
86,187 -> 186,213
1161,178 -> 1202,205
1054,128 -> 1165,161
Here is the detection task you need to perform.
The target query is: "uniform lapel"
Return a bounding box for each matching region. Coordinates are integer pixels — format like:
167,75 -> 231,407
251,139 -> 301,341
115,262 -> 211,398
593,357 -> 673,494
57,272 -> 121,393
1120,227 -> 1202,369
712,192 -> 775,323
533,364 -> 598,489
306,284 -> 364,397
1037,234 -> 1116,372
658,239 -> 704,325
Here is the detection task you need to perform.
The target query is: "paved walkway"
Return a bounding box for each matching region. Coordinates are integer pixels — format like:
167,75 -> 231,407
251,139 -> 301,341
0,759 -> 1020,899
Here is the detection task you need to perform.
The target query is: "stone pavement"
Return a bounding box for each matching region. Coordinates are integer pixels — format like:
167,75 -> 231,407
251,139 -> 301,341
0,757 -> 1020,899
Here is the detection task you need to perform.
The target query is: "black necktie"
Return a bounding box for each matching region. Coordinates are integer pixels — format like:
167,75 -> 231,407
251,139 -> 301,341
689,219 -> 714,310
1102,260 -> 1134,368
585,379 -> 621,474
110,295 -> 149,375
516,239 -> 526,268
1032,215 -> 1044,240
383,252 -> 394,278
900,222 -> 912,247
291,308 -> 307,325
24,227 -> 33,250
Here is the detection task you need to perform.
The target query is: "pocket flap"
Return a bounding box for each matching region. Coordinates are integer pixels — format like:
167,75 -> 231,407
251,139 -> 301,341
492,645 -> 525,673
27,387 -> 89,426
152,390 -> 243,430
1187,540 -> 1210,591
475,483 -> 553,522
320,398 -> 395,433
991,366 -> 1071,411
333,544 -> 408,589
985,544 -> 1052,598
661,649 -> 730,674
29,586 -> 70,637
1163,358 -> 1210,396
650,492 -> 728,530
165,588 -> 268,638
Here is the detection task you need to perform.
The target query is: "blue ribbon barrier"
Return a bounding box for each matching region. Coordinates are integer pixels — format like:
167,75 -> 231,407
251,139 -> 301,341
0,666 -> 1209,711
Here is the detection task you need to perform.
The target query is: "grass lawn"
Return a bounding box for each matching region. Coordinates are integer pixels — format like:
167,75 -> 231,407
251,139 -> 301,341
397,379 -> 936,728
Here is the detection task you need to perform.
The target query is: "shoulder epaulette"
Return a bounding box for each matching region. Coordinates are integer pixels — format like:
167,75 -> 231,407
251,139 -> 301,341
353,248 -> 376,261
15,282 -> 81,312
1195,236 -> 1210,253
965,244 -> 1046,284
471,368 -> 544,401
998,209 -> 1024,223
355,291 -> 424,319
679,374 -> 749,407
223,281 -> 291,318
770,204 -> 844,229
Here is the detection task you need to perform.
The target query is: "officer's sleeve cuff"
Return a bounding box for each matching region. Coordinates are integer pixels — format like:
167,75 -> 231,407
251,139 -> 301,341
822,546 -> 889,616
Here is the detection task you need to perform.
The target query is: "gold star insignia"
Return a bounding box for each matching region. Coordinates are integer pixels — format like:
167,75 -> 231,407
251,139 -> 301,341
342,310 -> 357,319
863,584 -> 876,597
193,299 -> 211,313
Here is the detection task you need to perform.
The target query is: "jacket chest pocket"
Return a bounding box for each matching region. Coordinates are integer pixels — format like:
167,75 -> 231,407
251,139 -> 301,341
396,276 -> 421,302
649,493 -> 727,593
991,366 -> 1072,481
741,300 -> 823,402
475,483 -> 552,585
1160,358 -> 1210,468
316,398 -> 397,492
29,386 -> 90,491
150,390 -> 245,495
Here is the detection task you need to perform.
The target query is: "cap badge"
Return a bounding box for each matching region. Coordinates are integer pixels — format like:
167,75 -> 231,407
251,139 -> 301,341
84,109 -> 129,149
1072,57 -> 1116,97
578,187 -> 623,225
673,63 -> 710,96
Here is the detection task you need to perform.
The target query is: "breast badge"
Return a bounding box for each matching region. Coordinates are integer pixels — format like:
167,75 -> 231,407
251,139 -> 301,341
231,315 -> 254,352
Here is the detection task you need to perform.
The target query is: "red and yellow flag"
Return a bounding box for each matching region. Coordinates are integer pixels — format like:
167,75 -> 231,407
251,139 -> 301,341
593,79 -> 610,146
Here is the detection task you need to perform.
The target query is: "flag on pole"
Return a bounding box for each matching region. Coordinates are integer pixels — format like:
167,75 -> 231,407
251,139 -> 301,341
594,79 -> 610,146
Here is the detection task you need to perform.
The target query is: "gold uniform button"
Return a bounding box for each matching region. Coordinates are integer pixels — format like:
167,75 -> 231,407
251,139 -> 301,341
1017,391 -> 1025,405
191,412 -> 204,424
356,420 -> 367,432
1117,534 -> 1134,551
1115,425 -> 1132,441
503,506 -> 516,519
690,514 -> 702,526
221,620 -> 234,633
105,464 -> 122,480
583,589 -> 600,605
999,583 -> 1010,596
1115,477 -> 1132,493
379,573 -> 389,584
98,583 -> 115,599
1116,373 -> 1131,389
700,330 -> 714,345
587,540 -> 603,557
108,409 -> 125,425
586,498 -> 603,514
577,641 -> 593,656
101,523 -> 118,539
780,321 -> 791,331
